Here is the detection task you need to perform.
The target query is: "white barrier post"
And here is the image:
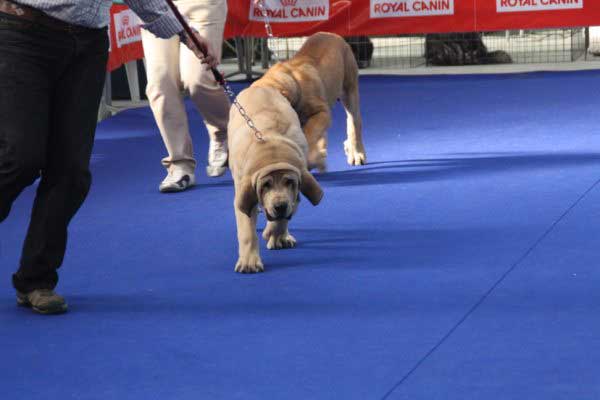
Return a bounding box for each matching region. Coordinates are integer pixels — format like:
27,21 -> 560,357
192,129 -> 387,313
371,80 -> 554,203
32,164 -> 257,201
124,60 -> 141,102
589,27 -> 600,55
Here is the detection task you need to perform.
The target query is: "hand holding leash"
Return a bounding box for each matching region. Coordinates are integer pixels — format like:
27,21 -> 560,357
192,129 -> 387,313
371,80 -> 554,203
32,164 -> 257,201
164,0 -> 224,84
164,0 -> 263,141
179,29 -> 218,69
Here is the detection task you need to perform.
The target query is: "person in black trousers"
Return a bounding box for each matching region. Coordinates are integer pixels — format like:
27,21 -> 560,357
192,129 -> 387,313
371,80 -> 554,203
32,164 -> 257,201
0,0 -> 216,314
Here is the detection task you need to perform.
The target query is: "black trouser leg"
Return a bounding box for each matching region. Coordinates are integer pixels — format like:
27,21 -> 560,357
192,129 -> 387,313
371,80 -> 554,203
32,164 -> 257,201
0,17 -> 50,224
15,29 -> 109,291
0,13 -> 108,292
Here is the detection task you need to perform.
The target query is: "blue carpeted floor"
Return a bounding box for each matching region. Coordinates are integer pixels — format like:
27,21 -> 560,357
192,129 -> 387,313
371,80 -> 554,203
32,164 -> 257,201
1,72 -> 600,399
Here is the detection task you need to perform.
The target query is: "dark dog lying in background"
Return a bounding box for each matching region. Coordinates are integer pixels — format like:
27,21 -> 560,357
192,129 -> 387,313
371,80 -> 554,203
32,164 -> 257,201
426,33 -> 512,66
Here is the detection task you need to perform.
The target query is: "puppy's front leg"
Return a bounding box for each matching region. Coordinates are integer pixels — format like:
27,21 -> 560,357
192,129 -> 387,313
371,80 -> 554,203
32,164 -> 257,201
263,220 -> 297,250
234,206 -> 264,273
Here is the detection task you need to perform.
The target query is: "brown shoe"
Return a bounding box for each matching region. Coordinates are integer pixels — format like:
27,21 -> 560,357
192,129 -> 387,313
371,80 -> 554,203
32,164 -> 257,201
16,289 -> 68,315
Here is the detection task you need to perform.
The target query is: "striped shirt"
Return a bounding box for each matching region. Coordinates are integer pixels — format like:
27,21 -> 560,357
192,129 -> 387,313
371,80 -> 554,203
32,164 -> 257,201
12,0 -> 183,38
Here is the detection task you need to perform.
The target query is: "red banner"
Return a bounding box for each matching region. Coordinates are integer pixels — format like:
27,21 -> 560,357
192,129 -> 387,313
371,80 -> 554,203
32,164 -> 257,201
225,0 -> 600,38
108,1 -> 600,71
107,4 -> 144,72
225,0 -> 351,38
476,0 -> 600,32
348,0 -> 474,36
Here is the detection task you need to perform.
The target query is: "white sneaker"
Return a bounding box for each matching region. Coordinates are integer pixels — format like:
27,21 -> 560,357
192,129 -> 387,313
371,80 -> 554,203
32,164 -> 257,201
206,136 -> 228,177
159,170 -> 196,193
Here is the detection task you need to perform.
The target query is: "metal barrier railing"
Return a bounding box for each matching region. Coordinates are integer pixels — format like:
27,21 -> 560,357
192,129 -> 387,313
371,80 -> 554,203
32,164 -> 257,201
99,27 -> 600,121
247,29 -> 589,71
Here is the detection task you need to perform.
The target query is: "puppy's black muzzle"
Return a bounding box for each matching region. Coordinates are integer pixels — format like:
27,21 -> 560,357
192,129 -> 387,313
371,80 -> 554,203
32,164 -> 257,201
274,205 -> 288,218
265,205 -> 292,221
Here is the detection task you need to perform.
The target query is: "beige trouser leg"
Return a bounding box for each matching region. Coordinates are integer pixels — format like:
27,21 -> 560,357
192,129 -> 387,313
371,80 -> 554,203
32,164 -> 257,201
182,8 -> 230,151
142,0 -> 229,175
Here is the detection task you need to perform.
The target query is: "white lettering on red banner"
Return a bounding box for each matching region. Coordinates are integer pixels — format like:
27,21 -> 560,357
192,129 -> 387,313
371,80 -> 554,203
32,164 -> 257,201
249,0 -> 329,22
497,0 -> 583,13
370,0 -> 454,18
113,9 -> 142,48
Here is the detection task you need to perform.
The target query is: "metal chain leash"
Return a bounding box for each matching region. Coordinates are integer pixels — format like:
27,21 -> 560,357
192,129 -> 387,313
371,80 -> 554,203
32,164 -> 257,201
221,79 -> 264,142
256,0 -> 281,63
214,0 -> 282,143
165,0 -> 265,142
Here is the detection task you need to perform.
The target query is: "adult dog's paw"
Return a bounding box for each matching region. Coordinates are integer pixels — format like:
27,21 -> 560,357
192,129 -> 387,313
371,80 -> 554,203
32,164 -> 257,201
265,231 -> 297,250
308,149 -> 328,173
344,140 -> 366,166
235,253 -> 265,273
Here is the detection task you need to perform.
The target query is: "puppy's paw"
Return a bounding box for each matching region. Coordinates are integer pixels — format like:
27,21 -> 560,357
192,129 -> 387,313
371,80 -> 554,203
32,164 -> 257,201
235,253 -> 264,273
265,231 -> 297,250
344,140 -> 366,166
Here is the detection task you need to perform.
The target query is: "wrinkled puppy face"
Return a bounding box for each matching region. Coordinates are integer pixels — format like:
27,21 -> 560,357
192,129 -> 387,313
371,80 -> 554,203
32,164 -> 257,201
257,170 -> 301,221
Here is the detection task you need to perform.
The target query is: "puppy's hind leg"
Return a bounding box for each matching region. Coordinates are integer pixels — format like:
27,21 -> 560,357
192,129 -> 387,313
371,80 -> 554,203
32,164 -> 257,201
341,80 -> 367,166
263,220 -> 297,250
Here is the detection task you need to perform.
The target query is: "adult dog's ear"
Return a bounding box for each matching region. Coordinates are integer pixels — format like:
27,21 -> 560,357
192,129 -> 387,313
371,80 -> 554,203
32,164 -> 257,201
235,177 -> 258,217
300,169 -> 324,206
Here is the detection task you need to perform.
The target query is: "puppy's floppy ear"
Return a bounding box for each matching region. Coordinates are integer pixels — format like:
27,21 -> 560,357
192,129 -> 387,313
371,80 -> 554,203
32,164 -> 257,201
300,169 -> 324,206
235,176 -> 258,217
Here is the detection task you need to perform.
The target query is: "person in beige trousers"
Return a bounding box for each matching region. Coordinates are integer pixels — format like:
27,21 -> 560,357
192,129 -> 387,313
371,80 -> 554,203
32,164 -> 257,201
142,0 -> 230,192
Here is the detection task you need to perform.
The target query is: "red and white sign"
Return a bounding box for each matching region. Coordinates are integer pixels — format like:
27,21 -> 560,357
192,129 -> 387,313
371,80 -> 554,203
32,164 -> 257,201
497,0 -> 583,13
113,9 -> 142,48
370,0 -> 454,18
107,1 -> 600,72
249,0 -> 330,22
107,4 -> 144,72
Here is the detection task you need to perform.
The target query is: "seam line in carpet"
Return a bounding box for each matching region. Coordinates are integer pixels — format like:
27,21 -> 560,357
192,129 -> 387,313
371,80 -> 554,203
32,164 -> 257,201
379,176 -> 600,400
